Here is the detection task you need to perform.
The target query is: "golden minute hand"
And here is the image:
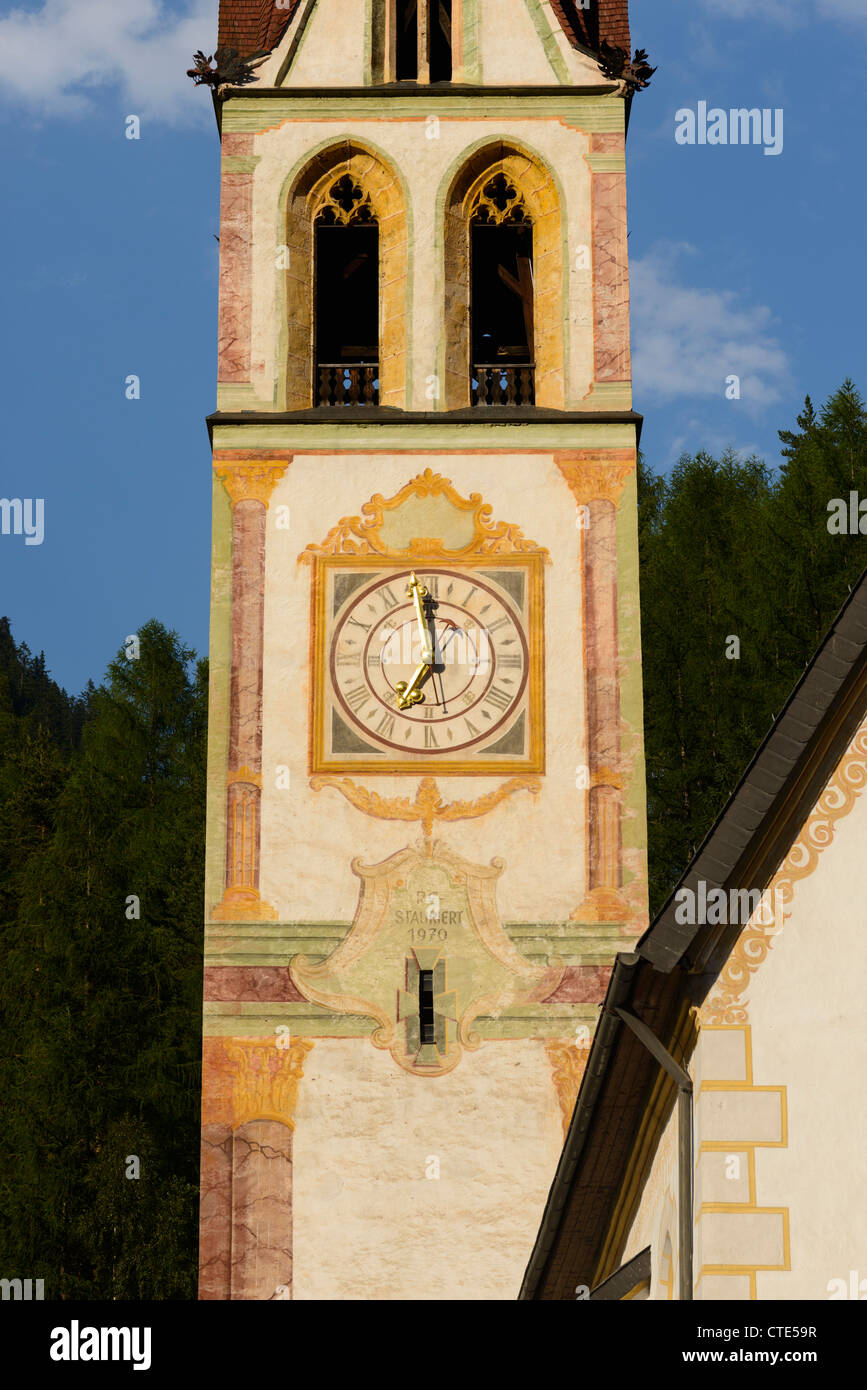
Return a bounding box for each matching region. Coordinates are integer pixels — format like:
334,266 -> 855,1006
395,661 -> 431,710
408,571 -> 434,665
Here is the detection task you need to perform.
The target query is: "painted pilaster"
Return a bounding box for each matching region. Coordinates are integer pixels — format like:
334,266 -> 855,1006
212,459 -> 290,922
557,455 -> 634,921
218,134 -> 256,385
199,1037 -> 314,1301
588,133 -> 631,390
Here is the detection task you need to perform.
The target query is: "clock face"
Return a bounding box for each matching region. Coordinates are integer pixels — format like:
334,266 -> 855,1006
312,560 -> 544,774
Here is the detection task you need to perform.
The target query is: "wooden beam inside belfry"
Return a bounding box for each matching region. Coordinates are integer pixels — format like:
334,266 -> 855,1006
417,0 -> 430,83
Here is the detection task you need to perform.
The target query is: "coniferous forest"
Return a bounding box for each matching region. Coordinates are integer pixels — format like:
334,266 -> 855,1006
0,380 -> 865,1298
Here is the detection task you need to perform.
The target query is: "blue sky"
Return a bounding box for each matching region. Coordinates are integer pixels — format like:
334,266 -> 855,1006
0,0 -> 864,694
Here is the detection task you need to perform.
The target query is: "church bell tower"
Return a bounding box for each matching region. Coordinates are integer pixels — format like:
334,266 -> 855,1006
199,0 -> 646,1300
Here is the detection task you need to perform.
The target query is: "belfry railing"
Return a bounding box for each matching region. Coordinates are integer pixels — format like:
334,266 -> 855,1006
471,364 -> 535,407
316,363 -> 379,407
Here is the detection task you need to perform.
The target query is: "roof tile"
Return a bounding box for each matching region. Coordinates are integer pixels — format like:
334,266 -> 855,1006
550,0 -> 630,54
219,2 -> 631,63
219,0 -> 301,55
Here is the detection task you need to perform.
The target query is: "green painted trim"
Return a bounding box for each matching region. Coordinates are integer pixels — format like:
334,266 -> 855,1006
585,153 -> 626,173
205,1002 -> 349,1019
211,419 -> 638,451
206,921 -> 350,941
582,383 -> 633,409
461,0 -> 482,84
275,0 -> 319,86
207,954 -> 324,966
205,944 -> 624,970
522,0 -> 570,84
204,477 -> 233,916
204,1003 -> 379,1037
504,921 -> 625,937
203,1003 -> 594,1018
499,1003 -> 597,1020
221,155 -> 261,173
474,1013 -> 596,1040
205,922 -> 351,965
222,92 -> 626,131
273,132 -> 414,410
504,923 -> 628,964
203,1000 -> 600,1040
216,384 -> 263,411
205,952 -> 618,970
282,0 -> 317,79
364,0 -> 376,86
204,920 -> 624,959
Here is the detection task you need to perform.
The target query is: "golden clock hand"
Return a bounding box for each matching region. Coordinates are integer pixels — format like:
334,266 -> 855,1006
407,571 -> 435,665
395,660 -> 431,710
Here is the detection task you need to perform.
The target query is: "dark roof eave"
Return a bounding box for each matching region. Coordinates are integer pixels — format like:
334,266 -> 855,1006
518,952 -> 642,1301
215,83 -> 623,100
207,408 -> 643,444
521,564 -> 867,1300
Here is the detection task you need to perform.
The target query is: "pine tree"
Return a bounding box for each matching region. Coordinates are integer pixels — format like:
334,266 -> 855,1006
640,381 -> 867,913
639,449 -> 773,909
0,620 -> 207,1298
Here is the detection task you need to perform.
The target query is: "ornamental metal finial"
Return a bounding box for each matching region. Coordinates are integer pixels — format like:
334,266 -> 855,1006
597,43 -> 656,94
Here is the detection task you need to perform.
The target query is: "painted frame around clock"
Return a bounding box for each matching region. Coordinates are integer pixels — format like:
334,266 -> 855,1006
310,552 -> 546,775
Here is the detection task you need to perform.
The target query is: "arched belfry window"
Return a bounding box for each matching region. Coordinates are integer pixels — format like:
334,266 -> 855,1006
314,175 -> 380,406
283,143 -> 408,411
387,1 -> 454,83
469,174 -> 534,406
442,145 -> 564,410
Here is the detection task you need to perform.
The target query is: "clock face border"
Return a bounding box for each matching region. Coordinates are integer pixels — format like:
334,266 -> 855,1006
310,553 -> 546,776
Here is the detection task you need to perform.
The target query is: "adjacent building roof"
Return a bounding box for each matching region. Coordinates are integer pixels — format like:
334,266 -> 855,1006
218,0 -> 301,54
551,1 -> 630,54
218,1 -> 630,60
521,566 -> 867,1299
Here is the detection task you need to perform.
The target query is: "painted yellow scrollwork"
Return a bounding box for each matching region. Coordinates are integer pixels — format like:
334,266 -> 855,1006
310,774 -> 541,838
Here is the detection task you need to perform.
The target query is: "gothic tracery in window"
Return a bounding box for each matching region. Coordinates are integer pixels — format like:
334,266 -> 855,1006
314,175 -> 376,227
469,173 -> 531,227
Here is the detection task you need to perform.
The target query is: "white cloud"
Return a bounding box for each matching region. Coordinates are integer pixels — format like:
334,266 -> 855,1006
630,242 -> 790,411
0,0 -> 218,121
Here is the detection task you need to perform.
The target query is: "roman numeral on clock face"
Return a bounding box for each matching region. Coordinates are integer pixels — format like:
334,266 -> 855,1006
343,684 -> 369,712
484,685 -> 513,712
336,651 -> 361,666
376,713 -> 396,738
424,725 -> 439,748
497,654 -> 522,668
379,585 -> 399,611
